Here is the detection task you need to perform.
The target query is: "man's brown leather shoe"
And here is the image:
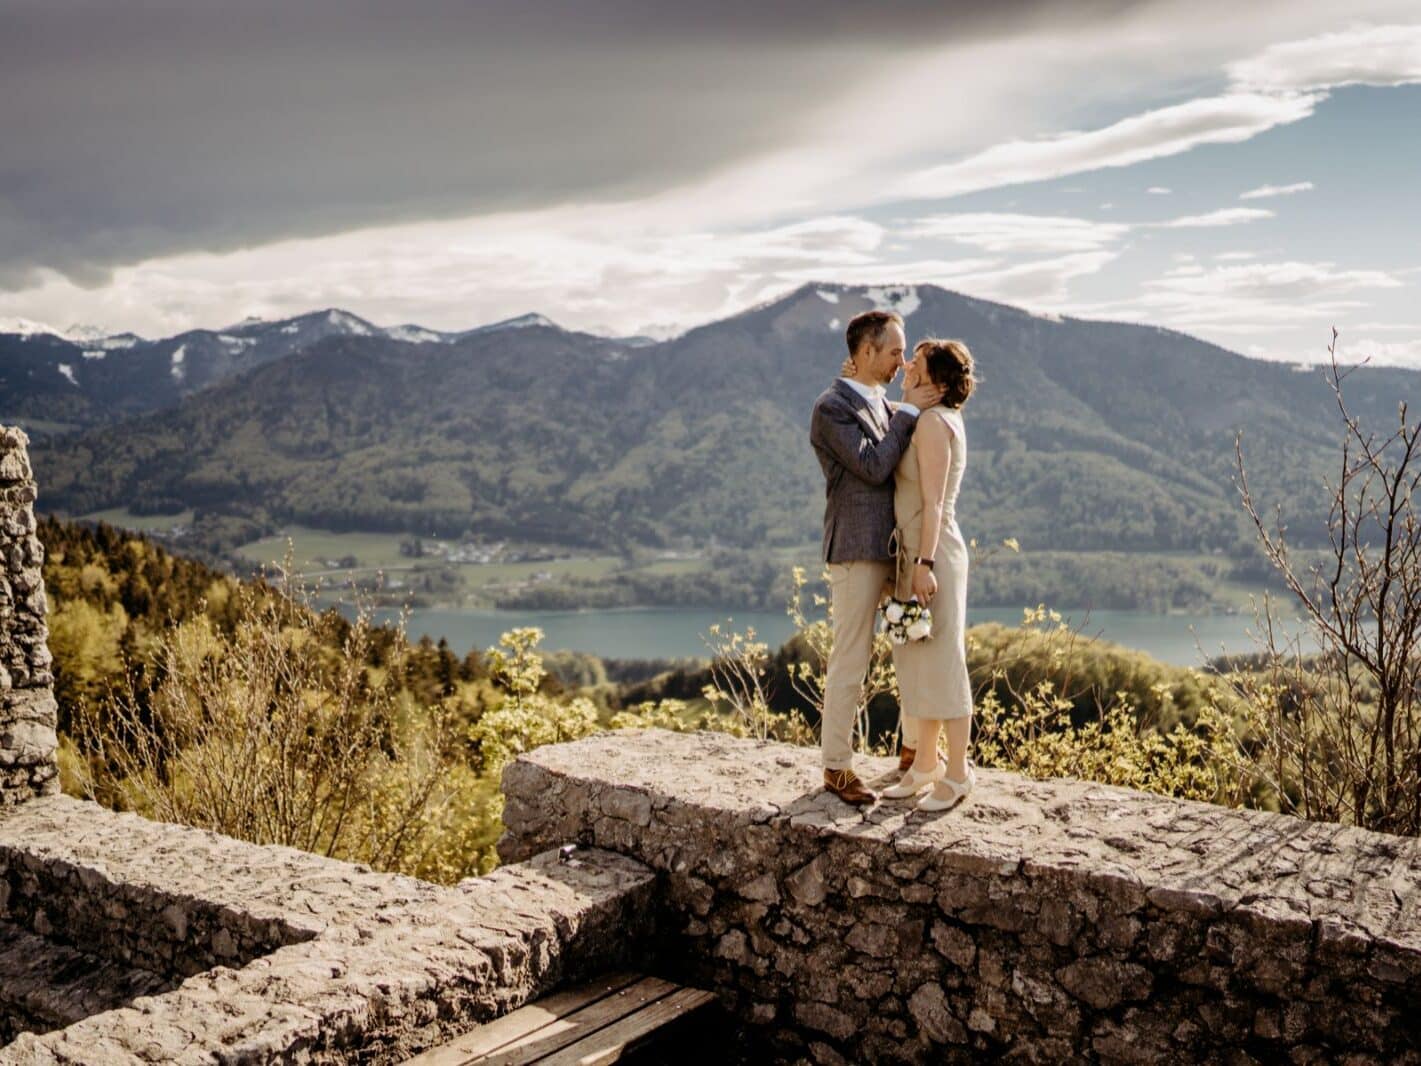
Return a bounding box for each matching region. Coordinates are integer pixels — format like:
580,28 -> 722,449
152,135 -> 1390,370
824,768 -> 877,806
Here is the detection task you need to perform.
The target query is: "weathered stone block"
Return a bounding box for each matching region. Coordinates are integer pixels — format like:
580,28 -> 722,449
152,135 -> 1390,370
499,729 -> 1421,1064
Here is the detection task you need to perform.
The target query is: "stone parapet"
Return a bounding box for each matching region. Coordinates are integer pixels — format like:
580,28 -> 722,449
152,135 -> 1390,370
0,427 -> 56,807
499,728 -> 1421,1064
0,794 -> 656,1062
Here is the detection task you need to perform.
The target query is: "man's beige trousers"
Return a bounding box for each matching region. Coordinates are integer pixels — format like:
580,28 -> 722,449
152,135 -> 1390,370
822,559 -> 895,770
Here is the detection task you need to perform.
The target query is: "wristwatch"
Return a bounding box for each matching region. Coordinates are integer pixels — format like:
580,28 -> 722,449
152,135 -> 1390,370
915,556 -> 934,570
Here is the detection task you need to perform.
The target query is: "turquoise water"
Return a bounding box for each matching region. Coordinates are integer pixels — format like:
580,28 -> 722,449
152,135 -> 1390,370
353,604 -> 1302,667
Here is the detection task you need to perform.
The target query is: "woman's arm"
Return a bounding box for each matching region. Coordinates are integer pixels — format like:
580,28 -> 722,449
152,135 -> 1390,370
912,413 -> 952,602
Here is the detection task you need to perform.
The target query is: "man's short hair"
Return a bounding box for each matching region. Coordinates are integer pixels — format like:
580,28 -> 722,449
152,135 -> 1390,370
845,309 -> 903,357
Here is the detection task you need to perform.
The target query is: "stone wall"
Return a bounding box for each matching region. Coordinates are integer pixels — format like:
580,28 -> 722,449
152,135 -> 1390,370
500,728 -> 1421,1064
0,429 -> 665,1063
0,427 -> 57,807
1,793 -> 657,1062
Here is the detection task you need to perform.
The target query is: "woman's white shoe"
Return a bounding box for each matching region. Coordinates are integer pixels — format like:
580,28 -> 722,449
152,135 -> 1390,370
882,759 -> 945,799
917,760 -> 975,811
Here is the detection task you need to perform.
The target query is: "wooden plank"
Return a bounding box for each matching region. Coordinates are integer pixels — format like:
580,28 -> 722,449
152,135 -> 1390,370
536,988 -> 719,1066
475,977 -> 681,1066
400,972 -> 643,1066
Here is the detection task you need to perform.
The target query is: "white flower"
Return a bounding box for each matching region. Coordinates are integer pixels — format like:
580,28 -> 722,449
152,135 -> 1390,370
906,619 -> 932,641
885,602 -> 905,623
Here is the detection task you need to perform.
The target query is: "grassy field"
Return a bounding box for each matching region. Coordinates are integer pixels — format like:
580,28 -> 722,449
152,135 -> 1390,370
76,506 -> 196,531
638,558 -> 709,577
75,512 -> 1272,614
233,525 -> 622,603
235,526 -> 418,570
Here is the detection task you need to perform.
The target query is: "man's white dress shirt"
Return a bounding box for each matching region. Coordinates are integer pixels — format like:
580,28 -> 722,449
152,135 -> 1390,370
838,377 -> 919,420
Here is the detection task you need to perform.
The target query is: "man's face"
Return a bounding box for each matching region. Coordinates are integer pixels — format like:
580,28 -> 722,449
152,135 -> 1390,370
863,322 -> 907,386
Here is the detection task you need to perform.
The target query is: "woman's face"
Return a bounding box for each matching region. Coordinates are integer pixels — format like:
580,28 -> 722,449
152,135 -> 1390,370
903,353 -> 923,389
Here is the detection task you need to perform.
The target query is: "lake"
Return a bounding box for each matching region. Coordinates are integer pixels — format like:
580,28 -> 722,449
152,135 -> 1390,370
351,604 -> 1306,667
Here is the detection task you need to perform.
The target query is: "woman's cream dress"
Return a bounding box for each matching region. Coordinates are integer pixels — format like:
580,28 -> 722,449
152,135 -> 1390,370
891,404 -> 972,721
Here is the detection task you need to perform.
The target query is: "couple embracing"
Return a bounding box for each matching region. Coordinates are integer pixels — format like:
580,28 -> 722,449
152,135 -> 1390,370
809,309 -> 976,810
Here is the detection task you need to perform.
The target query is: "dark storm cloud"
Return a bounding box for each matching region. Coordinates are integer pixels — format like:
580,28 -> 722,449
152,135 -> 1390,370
0,0 -> 1133,288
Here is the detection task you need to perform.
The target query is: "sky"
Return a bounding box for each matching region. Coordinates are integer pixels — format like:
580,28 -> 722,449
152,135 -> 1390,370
1,0 -> 1419,366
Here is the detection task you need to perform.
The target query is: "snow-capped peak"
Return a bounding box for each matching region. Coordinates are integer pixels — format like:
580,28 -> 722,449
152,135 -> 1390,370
461,312 -> 560,338
62,322 -> 117,344
864,285 -> 921,318
326,309 -> 374,335
0,316 -> 63,339
221,314 -> 271,334
387,324 -> 447,344
0,317 -> 143,347
489,312 -> 556,331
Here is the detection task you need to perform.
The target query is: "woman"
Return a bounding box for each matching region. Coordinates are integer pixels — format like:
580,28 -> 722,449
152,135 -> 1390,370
880,338 -> 976,811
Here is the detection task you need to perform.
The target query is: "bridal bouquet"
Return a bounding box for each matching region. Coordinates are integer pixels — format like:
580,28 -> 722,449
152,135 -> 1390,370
880,596 -> 933,644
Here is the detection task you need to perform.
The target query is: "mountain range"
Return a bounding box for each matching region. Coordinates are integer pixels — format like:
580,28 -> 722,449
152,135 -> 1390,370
16,283 -> 1419,561
0,308 -> 589,433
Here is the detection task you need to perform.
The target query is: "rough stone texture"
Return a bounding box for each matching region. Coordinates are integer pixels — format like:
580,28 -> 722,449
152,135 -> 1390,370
0,922 -> 174,1044
0,794 -> 656,1062
0,427 -> 57,808
499,728 -> 1421,1065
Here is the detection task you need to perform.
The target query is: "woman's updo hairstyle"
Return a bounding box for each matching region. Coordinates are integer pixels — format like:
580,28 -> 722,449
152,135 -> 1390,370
915,337 -> 976,408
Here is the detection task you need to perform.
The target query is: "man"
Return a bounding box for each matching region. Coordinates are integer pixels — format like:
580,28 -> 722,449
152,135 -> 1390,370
809,309 -> 943,805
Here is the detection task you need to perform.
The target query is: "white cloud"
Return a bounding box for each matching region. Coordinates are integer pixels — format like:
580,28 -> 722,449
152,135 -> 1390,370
1153,207 -> 1276,228
1239,181 -> 1315,199
1228,23 -> 1421,91
0,212 -> 902,338
777,258 -> 999,288
1065,259 -> 1405,337
1216,251 -> 1259,260
3,11 -> 1417,349
1146,260 -> 1401,301
1343,337 -> 1421,369
904,213 -> 1129,254
954,251 -> 1120,307
890,91 -> 1321,202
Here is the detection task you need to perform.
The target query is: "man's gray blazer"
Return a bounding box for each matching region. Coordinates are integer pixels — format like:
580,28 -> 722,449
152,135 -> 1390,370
809,379 -> 917,564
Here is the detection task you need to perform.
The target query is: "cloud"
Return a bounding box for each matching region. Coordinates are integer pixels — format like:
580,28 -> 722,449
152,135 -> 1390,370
1147,260 -> 1401,301
0,0 -> 1151,290
1239,181 -> 1315,199
952,251 -> 1121,305
1153,207 -> 1276,228
1146,186 -> 1173,194
1343,337 -> 1421,368
1227,22 -> 1421,91
889,91 -> 1322,201
903,213 -> 1130,253
777,258 -> 1000,288
3,3 -> 1418,351
0,210 -> 903,338
889,22 -> 1421,207
1063,259 -> 1405,336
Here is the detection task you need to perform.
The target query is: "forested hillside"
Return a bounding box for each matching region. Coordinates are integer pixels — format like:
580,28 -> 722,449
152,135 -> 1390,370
33,284 -> 1418,564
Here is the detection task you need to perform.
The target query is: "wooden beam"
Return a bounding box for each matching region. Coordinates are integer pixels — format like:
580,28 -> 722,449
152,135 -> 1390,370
535,988 -> 719,1066
474,978 -> 682,1066
400,972 -> 642,1065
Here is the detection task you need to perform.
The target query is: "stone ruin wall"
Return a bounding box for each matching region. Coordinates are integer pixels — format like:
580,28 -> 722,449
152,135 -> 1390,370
0,426 -> 661,1063
500,729 -> 1421,1065
0,427 -> 57,808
